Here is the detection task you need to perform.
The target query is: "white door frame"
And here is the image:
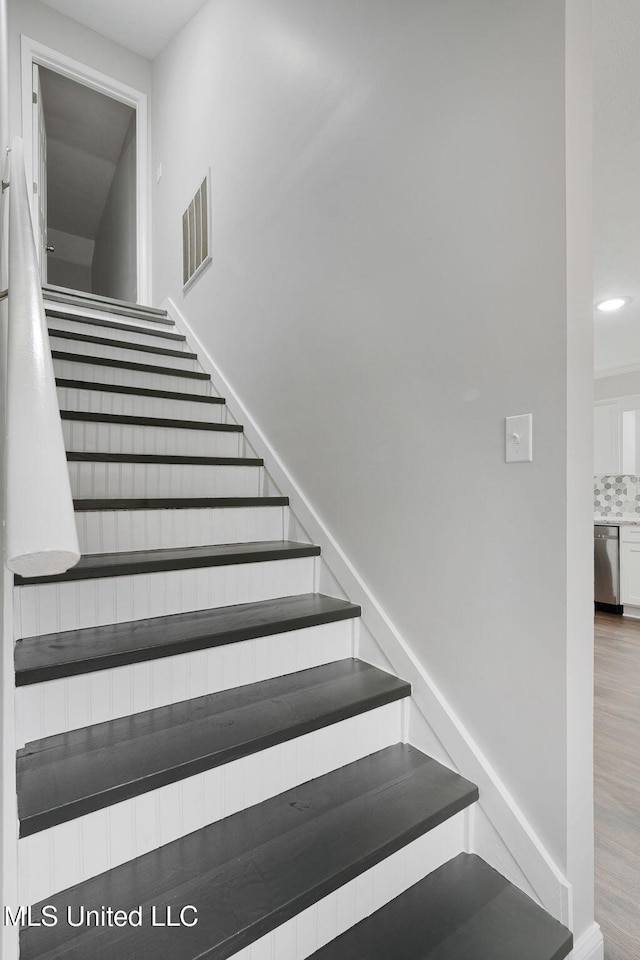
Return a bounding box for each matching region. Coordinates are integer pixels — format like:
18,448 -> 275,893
20,35 -> 151,303
32,62 -> 48,283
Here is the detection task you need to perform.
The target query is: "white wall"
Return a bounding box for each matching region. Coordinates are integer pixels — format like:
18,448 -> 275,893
151,0 -> 593,939
48,256 -> 91,292
7,0 -> 150,143
46,227 -> 93,292
92,113 -> 137,301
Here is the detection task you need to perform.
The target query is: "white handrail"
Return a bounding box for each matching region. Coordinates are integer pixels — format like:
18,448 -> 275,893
5,136 -> 80,576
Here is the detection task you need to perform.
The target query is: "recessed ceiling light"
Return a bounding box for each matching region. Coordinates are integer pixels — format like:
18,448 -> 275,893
596,297 -> 630,313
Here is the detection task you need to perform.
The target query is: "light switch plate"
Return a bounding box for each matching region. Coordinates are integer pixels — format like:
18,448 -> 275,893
505,413 -> 533,462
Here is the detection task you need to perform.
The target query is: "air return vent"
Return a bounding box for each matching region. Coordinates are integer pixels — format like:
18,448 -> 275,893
182,172 -> 211,288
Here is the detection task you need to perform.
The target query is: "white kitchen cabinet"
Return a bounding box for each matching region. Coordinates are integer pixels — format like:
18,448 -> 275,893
594,401 -> 621,474
620,526 -> 640,606
594,395 -> 640,475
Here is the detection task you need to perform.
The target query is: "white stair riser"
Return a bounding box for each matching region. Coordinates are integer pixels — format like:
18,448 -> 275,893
48,317 -> 189,350
53,358 -> 212,395
228,814 -> 468,960
49,337 -> 198,371
75,506 -> 286,554
62,420 -> 241,458
16,618 -> 355,744
57,386 -> 226,423
14,556 -> 317,638
44,301 -> 173,333
18,701 -> 405,905
68,461 -> 262,499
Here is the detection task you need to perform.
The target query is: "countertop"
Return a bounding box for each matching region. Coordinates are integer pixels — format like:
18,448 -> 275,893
594,517 -> 640,525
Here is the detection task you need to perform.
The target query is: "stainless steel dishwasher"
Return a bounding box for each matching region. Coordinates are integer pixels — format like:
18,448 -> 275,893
594,524 -> 622,613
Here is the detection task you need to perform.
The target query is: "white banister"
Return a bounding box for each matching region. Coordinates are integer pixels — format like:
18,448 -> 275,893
4,136 -> 80,576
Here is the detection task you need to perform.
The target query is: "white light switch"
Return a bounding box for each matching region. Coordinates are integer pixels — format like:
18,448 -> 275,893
505,414 -> 533,463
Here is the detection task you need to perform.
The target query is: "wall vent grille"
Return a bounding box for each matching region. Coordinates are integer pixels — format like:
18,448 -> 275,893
182,172 -> 211,288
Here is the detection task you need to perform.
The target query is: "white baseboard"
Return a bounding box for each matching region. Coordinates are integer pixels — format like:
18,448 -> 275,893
164,297 -> 573,924
622,604 -> 640,619
571,922 -> 604,960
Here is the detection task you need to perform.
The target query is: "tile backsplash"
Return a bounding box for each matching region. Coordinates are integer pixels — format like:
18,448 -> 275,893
594,475 -> 640,517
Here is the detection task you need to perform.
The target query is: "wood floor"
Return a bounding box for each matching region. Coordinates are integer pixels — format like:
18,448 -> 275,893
594,611 -> 640,959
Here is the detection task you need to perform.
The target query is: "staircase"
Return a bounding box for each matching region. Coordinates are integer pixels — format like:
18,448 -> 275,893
11,288 -> 573,960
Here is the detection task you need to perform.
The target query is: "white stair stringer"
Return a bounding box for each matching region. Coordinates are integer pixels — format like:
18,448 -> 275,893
18,700 -> 406,905
62,419 -> 242,457
14,556 -> 317,638
57,385 -> 226,422
67,459 -> 263,499
74,504 -> 287,554
53,357 -> 213,394
49,335 -> 199,370
16,617 -> 355,744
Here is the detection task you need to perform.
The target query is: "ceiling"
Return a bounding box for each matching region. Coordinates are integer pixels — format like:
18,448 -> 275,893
40,67 -> 134,239
38,0 -> 210,60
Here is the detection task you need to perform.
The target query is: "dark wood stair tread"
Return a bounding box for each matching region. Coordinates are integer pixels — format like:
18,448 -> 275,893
307,853 -> 572,960
52,351 -> 210,379
14,541 -> 320,586
61,410 -> 242,431
18,659 -> 410,836
20,744 -> 478,960
56,378 -> 225,403
15,593 -> 360,684
49,328 -> 196,360
46,308 -> 186,340
66,451 -> 261,465
73,496 -> 288,511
